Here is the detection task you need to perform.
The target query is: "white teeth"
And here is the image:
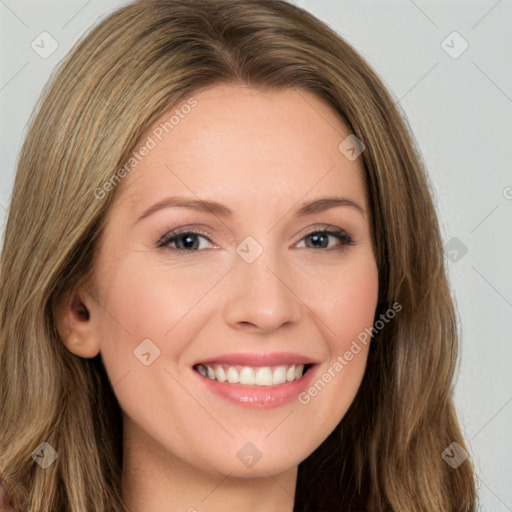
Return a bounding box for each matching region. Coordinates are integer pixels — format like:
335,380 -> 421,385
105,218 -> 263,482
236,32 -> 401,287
272,366 -> 287,385
196,363 -> 307,387
255,367 -> 273,386
239,367 -> 256,385
226,367 -> 239,384
215,366 -> 227,383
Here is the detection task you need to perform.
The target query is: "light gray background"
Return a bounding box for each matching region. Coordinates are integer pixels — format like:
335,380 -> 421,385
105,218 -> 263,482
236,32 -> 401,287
1,1 -> 511,510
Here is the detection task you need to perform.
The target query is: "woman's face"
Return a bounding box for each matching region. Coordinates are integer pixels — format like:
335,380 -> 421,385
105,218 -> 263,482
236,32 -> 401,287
82,84 -> 379,478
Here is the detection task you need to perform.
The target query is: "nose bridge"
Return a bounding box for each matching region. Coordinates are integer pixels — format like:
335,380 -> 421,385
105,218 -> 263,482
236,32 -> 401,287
222,237 -> 303,331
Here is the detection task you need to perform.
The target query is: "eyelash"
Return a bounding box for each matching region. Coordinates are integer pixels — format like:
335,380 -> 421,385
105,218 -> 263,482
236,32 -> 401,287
156,226 -> 354,253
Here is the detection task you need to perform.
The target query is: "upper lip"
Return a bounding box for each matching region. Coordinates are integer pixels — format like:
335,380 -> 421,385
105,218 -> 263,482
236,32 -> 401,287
194,351 -> 320,367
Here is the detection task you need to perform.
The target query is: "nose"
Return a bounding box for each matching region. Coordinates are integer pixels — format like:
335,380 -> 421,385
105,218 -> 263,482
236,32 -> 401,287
222,246 -> 303,333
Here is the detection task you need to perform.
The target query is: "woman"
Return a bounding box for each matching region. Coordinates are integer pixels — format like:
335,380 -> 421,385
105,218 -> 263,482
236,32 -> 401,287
0,0 -> 477,510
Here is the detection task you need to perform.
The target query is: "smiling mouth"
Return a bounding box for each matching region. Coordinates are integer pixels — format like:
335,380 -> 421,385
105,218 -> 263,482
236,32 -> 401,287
193,363 -> 314,387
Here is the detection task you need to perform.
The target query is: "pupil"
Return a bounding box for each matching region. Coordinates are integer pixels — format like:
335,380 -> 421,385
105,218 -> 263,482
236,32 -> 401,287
310,233 -> 327,248
179,234 -> 198,250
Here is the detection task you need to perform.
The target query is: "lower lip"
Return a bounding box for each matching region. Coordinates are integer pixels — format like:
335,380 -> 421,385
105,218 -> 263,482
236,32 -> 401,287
194,366 -> 317,409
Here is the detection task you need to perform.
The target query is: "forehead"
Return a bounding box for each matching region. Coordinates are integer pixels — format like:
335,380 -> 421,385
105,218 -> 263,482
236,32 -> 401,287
115,84 -> 367,215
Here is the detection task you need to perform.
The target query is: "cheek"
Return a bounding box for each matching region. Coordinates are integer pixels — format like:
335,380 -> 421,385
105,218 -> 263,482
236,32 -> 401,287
96,256 -> 216,338
297,251 -> 378,398
329,268 -> 379,347
296,250 -> 379,346
93,254 -> 228,385
294,259 -> 378,437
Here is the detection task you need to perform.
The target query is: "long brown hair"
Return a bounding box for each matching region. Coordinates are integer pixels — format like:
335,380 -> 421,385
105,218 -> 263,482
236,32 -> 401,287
0,0 -> 477,510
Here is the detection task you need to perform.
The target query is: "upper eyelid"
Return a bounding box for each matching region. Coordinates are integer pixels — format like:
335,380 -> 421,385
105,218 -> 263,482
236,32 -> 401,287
161,222 -> 350,235
161,224 -> 349,237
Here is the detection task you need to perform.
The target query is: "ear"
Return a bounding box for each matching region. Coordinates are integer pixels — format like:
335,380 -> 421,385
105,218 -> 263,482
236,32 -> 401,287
54,283 -> 101,358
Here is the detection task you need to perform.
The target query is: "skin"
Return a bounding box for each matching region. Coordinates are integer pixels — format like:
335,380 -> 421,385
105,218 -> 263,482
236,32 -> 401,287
56,84 -> 379,512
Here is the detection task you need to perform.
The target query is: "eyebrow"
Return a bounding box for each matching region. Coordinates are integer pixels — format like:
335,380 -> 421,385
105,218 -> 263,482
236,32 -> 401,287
135,195 -> 366,223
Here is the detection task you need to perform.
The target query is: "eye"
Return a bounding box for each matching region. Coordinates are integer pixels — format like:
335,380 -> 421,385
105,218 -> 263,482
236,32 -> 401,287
157,229 -> 214,251
156,226 -> 354,252
296,227 -> 354,250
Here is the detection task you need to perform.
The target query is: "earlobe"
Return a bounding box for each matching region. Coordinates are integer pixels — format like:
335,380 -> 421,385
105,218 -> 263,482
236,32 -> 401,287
55,286 -> 101,359
64,332 -> 100,358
